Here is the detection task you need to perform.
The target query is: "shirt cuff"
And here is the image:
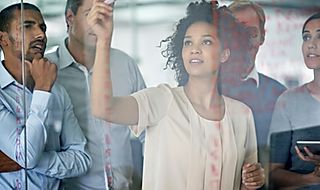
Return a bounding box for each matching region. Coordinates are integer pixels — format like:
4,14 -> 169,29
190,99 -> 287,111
30,90 -> 52,122
129,94 -> 147,137
31,90 -> 52,108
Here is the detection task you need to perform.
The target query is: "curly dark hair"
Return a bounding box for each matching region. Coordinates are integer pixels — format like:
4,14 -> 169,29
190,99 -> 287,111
161,0 -> 251,88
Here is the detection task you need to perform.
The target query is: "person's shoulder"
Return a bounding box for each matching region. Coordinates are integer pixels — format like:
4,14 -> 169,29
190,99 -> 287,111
45,45 -> 60,66
50,83 -> 69,100
132,84 -> 174,110
270,85 -> 309,113
258,72 -> 286,90
45,45 -> 59,56
147,84 -> 174,94
224,96 -> 254,127
258,73 -> 286,88
278,84 -> 306,101
134,84 -> 173,98
110,48 -> 133,61
109,48 -> 139,70
224,95 -> 251,113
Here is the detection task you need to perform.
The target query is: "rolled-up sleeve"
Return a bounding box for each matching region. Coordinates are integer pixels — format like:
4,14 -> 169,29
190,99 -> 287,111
130,84 -> 172,137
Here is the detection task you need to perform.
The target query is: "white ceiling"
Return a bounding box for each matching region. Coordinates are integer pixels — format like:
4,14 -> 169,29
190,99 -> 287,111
1,0 -> 319,20
1,0 -> 319,44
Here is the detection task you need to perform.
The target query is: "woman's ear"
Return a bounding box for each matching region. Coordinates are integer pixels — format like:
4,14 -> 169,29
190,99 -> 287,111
220,48 -> 230,63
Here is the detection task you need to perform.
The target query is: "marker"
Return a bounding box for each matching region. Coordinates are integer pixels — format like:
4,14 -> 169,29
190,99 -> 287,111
104,0 -> 115,4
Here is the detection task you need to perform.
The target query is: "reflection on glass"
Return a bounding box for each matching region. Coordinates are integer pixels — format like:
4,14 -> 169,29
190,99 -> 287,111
1,0 -> 319,189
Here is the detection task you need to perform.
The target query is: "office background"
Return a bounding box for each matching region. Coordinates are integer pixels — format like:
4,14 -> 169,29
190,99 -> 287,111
0,0 -> 319,87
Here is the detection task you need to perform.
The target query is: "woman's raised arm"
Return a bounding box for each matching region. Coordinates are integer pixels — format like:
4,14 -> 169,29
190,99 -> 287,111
89,0 -> 139,125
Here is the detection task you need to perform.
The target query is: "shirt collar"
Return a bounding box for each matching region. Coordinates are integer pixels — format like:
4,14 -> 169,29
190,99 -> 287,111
244,66 -> 259,87
60,37 -> 78,70
52,38 -> 93,73
45,37 -> 77,70
0,61 -> 16,89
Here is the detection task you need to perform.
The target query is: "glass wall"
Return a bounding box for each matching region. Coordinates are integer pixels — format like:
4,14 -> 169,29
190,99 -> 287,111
1,0 -> 320,189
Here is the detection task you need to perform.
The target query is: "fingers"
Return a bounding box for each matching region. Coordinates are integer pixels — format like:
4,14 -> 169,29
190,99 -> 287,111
314,165 -> 320,177
304,146 -> 314,156
30,57 -> 57,91
242,163 -> 265,189
243,182 -> 264,190
243,167 -> 263,179
87,1 -> 113,39
32,58 -> 57,78
295,145 -> 307,161
295,145 -> 320,164
243,177 -> 265,189
104,0 -> 115,5
25,60 -> 32,70
89,1 -> 113,20
32,57 -> 53,67
304,146 -> 319,162
242,163 -> 261,173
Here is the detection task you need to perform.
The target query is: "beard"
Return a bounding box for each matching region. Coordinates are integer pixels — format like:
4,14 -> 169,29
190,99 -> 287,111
8,34 -> 46,62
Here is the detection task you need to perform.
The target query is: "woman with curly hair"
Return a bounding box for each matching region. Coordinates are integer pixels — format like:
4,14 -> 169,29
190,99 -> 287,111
90,0 -> 264,189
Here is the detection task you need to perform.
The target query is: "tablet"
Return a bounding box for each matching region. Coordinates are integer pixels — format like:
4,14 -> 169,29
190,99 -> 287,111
296,140 -> 320,155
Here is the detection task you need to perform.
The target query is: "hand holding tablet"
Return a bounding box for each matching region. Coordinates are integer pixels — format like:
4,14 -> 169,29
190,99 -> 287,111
296,140 -> 320,155
295,140 -> 320,165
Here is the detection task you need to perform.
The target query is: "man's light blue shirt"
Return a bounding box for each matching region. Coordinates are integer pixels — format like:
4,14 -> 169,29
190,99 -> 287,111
0,61 -> 91,189
46,38 -> 146,190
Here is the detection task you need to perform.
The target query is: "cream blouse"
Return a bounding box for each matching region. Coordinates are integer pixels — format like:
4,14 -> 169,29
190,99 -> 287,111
130,84 -> 257,190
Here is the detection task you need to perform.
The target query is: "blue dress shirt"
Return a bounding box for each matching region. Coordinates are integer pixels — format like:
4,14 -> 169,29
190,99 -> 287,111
0,61 -> 91,190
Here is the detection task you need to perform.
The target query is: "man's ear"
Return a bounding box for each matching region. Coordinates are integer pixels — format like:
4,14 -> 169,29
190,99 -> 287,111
0,31 -> 9,47
65,9 -> 74,31
220,48 -> 230,63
